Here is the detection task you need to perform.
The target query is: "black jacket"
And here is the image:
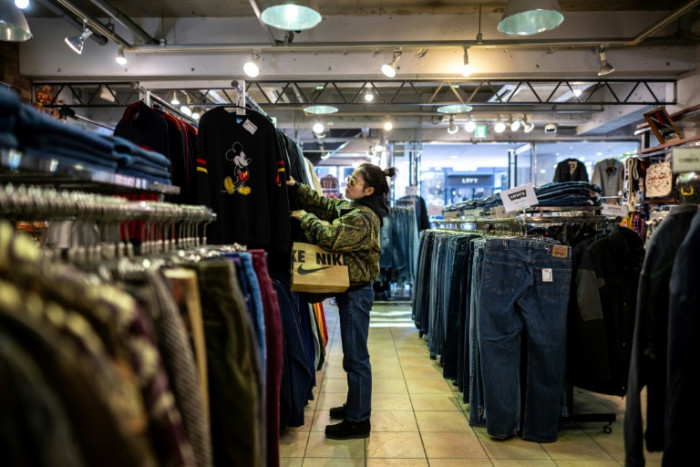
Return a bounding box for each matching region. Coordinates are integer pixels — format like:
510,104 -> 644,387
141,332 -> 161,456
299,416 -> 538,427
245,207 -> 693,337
553,158 -> 589,183
567,226 -> 644,396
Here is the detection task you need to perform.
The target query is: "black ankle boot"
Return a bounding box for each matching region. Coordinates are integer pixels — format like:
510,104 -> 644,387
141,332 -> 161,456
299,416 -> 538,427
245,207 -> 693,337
325,419 -> 371,439
329,403 -> 346,420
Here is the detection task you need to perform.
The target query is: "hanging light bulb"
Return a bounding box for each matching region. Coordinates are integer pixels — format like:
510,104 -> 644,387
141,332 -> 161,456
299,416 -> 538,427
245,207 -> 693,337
243,51 -> 260,78
383,119 -> 393,131
15,0 -> 30,9
115,48 -> 127,65
170,92 -> 180,105
191,111 -> 201,121
364,85 -> 375,102
461,47 -> 473,77
447,115 -> 459,134
180,105 -> 192,117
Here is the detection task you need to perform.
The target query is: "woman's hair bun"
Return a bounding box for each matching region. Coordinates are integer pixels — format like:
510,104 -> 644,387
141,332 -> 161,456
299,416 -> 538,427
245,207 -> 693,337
383,167 -> 397,178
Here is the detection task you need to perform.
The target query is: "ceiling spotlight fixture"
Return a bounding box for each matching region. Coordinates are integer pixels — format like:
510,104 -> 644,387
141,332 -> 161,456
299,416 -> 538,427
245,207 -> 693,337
510,118 -> 521,132
498,0 -> 564,36
447,116 -> 459,134
523,116 -> 535,133
597,46 -> 615,76
0,0 -> 32,41
364,85 -> 375,102
14,0 -> 29,10
312,122 -> 325,135
261,0 -> 322,31
572,88 -> 582,97
243,51 -> 260,78
383,119 -> 393,132
494,118 -> 506,133
191,111 -> 201,121
303,105 -> 338,115
464,117 -> 477,133
170,92 -> 180,105
381,48 -> 402,78
320,152 -> 331,160
65,19 -> 93,54
461,47 -> 473,77
115,48 -> 127,65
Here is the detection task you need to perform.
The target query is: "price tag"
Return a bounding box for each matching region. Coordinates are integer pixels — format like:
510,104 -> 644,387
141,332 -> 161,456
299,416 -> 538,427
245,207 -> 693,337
500,184 -> 538,214
542,269 -> 553,282
672,147 -> 700,173
242,119 -> 258,135
601,203 -> 629,218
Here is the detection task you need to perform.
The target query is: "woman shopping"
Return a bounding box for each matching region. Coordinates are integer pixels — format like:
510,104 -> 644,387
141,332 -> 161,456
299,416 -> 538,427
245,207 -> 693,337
287,164 -> 395,439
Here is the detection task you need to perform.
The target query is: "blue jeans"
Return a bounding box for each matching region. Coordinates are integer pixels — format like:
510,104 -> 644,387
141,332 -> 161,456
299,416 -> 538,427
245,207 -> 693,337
335,283 -> 374,422
478,238 -> 572,442
469,238 -> 487,424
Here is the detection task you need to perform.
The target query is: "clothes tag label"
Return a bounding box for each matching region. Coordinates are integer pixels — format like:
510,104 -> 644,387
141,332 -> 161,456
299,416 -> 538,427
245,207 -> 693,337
551,245 -> 569,258
242,119 -> 258,135
672,147 -> 700,173
500,184 -> 538,213
601,203 -> 629,217
542,269 -> 553,282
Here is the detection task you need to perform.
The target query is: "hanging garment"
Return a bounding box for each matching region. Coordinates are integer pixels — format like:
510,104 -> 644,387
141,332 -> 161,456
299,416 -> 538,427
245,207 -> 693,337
625,204 -> 697,467
553,158 -> 590,183
196,107 -> 291,250
591,158 -> 625,197
567,225 -> 644,396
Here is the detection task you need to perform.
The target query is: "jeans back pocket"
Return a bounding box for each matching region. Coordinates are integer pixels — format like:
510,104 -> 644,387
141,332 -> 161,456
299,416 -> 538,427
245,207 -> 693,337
535,267 -> 572,302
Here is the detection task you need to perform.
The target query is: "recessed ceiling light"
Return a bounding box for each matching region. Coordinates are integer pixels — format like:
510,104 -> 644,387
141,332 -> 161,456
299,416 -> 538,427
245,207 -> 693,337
437,104 -> 473,114
303,105 -> 339,115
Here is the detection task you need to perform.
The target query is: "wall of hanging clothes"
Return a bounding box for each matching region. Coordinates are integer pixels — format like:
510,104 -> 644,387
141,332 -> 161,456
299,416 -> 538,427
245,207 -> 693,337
0,184 -> 326,467
413,209 -> 642,443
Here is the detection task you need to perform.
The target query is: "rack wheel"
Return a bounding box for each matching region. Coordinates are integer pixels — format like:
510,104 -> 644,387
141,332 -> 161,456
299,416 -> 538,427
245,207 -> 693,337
603,424 -> 613,434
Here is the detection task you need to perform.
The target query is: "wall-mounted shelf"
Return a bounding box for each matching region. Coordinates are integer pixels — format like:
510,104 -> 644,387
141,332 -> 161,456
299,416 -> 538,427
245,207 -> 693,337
0,149 -> 180,196
638,135 -> 700,155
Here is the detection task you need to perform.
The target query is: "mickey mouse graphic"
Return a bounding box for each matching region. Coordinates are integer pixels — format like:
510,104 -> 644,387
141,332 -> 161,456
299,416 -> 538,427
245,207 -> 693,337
223,142 -> 252,195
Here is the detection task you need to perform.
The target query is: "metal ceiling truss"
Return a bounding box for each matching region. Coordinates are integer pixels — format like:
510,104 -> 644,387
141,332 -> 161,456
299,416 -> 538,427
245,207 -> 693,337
34,78 -> 676,111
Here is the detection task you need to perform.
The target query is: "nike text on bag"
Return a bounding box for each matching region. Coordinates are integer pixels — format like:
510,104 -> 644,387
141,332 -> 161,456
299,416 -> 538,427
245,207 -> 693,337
290,242 -> 350,293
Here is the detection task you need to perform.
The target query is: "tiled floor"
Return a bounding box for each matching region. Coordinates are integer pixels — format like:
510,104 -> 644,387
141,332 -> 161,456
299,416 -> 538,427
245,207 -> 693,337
279,302 -> 660,466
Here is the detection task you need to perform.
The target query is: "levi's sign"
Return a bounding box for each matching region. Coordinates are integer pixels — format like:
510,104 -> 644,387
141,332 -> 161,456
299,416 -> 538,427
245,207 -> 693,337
500,183 -> 538,213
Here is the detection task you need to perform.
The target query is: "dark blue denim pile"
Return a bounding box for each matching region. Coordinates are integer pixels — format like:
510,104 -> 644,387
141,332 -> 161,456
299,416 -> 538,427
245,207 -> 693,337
0,86 -> 171,185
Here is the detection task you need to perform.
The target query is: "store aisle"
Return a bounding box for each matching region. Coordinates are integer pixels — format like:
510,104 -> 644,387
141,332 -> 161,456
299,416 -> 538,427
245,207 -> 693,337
279,302 -> 654,467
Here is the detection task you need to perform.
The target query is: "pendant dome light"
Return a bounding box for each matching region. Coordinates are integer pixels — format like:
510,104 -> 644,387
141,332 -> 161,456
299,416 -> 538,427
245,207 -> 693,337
261,1 -> 322,31
498,0 -> 564,36
0,0 -> 32,42
65,19 -> 93,54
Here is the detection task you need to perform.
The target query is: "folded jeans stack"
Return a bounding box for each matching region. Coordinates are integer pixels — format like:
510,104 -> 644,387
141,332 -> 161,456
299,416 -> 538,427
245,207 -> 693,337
110,136 -> 172,185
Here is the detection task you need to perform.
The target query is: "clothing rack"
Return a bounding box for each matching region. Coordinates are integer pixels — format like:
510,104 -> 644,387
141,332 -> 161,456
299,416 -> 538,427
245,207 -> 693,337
58,105 -> 115,131
433,213 -> 618,433
133,84 -> 198,124
232,80 -> 270,119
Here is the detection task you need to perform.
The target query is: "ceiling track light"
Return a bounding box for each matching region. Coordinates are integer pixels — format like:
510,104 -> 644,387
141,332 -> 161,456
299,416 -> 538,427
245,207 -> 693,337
498,0 -> 564,36
447,115 -> 459,134
312,121 -> 325,135
261,0 -> 322,31
522,115 -> 535,133
464,116 -> 477,133
381,48 -> 402,78
510,117 -> 521,132
462,47 -> 473,77
0,0 -> 32,41
115,47 -> 127,65
243,50 -> 261,78
597,46 -> 615,76
494,116 -> 506,133
65,19 -> 93,54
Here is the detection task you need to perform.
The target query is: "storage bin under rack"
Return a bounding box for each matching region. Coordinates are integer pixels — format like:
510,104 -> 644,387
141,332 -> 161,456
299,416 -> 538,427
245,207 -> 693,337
0,149 -> 180,196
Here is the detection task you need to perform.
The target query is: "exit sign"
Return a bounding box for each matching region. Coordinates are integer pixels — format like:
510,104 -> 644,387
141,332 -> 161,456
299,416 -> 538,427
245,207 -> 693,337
475,125 -> 487,138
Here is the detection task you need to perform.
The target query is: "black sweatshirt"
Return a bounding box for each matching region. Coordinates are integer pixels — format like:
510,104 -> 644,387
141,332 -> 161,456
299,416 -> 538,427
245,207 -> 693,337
196,107 -> 290,250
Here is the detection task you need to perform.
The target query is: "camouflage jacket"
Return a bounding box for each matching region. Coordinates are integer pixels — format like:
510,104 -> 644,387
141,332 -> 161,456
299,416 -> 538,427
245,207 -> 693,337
295,184 -> 381,286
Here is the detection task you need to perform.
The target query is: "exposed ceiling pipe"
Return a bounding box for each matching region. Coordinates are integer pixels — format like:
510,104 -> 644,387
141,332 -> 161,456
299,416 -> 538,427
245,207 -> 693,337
49,0 -> 133,48
84,0 -> 159,44
627,0 -> 700,46
122,1 -> 700,54
248,0 -> 280,46
34,0 -> 108,45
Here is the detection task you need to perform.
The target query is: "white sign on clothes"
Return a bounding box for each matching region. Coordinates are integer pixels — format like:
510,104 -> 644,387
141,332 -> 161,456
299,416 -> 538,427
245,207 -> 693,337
500,184 -> 538,214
